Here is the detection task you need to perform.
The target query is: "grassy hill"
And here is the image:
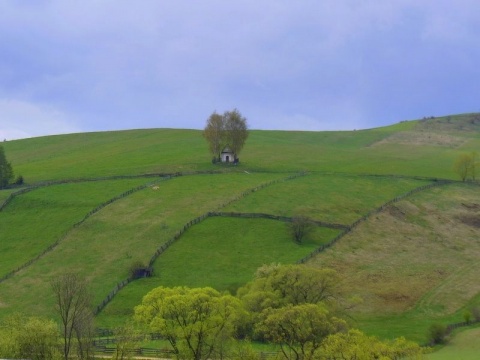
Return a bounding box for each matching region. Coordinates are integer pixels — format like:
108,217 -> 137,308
1,113 -> 480,344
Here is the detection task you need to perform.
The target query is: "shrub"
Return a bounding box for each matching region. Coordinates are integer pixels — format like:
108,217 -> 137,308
463,310 -> 472,324
428,323 -> 448,345
129,260 -> 146,279
289,215 -> 314,244
14,175 -> 24,185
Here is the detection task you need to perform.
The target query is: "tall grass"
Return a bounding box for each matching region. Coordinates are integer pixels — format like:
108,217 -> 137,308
308,183 -> 480,342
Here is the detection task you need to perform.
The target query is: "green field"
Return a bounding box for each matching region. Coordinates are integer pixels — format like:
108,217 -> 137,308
427,327 -> 480,359
2,113 -> 480,354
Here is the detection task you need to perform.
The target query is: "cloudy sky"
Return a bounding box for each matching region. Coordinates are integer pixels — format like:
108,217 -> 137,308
1,1 -> 480,140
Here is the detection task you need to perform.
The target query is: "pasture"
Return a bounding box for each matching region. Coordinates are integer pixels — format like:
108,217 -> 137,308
1,113 -> 480,352
427,327 -> 480,359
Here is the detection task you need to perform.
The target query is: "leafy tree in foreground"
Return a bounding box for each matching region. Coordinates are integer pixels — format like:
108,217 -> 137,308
0,145 -> 14,188
0,314 -> 60,360
203,109 -> 248,161
320,329 -> 425,360
135,286 -> 244,360
256,303 -> 347,360
237,264 -> 341,342
239,264 -> 338,313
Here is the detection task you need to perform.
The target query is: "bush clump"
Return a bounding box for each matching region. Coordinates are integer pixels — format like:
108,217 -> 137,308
428,323 -> 448,345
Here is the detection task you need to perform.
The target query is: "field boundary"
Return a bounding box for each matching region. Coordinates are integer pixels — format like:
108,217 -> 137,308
0,171 -> 228,212
94,172 -> 308,315
0,176 -> 176,284
297,180 -> 454,264
0,171 -> 449,212
93,174 -> 461,315
208,211 -> 349,230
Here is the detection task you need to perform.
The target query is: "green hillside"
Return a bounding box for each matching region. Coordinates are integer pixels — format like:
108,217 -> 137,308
1,113 -> 480,345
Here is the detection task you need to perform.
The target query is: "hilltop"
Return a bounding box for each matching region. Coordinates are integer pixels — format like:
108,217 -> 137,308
1,113 -> 480,343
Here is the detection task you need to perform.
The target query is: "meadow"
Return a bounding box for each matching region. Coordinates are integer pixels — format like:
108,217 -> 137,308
1,113 -> 480,350
426,327 -> 480,359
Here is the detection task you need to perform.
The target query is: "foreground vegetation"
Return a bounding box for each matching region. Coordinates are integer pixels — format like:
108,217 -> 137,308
2,113 -> 480,357
0,265 -> 426,360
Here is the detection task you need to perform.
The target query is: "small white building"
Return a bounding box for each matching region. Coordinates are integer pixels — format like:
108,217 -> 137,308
220,146 -> 235,163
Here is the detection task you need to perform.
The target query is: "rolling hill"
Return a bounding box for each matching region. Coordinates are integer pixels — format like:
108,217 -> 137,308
1,113 -> 480,343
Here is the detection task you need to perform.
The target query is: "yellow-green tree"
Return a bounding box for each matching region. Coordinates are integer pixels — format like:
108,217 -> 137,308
454,152 -> 477,181
237,264 -> 344,343
238,264 -> 338,312
320,329 -> 425,360
0,314 -> 60,360
256,303 -> 347,360
134,286 -> 243,360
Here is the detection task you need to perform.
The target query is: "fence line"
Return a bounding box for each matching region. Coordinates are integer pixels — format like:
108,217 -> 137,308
0,176 -> 175,285
94,172 -> 308,315
146,172 -> 308,269
91,174 -> 457,315
208,211 -> 349,230
0,170 -> 234,212
296,180 -> 453,264
0,170 -> 467,213
94,344 -> 278,359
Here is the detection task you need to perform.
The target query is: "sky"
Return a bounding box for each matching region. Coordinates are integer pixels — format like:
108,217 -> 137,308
1,1 -> 480,140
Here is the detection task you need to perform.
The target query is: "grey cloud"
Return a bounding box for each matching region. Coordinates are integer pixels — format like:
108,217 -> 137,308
1,1 -> 480,138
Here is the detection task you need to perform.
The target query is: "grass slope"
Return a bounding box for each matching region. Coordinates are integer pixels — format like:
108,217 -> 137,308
308,183 -> 480,342
0,173 -> 287,321
1,113 -> 480,343
97,217 -> 339,327
223,173 -> 430,224
0,178 -> 153,278
2,113 -> 479,183
427,327 -> 480,359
